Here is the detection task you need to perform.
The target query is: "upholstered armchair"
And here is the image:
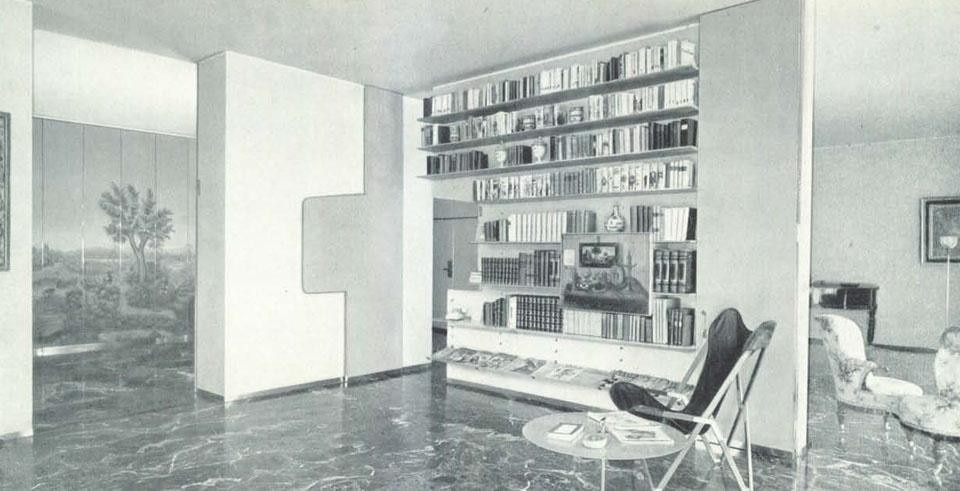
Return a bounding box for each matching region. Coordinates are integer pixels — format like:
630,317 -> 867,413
896,326 -> 960,479
814,314 -> 923,436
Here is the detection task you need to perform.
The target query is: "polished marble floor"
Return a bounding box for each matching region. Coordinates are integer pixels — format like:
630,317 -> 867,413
33,342 -> 195,431
804,342 -> 960,490
3,366 -> 798,490
1,340 -> 957,489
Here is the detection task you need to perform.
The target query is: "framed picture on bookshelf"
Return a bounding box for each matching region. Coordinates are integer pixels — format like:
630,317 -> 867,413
0,111 -> 9,271
922,196 -> 960,263
563,233 -> 651,314
579,242 -> 619,268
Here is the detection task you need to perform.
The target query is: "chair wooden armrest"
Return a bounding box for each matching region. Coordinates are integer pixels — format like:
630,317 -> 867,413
679,344 -> 708,386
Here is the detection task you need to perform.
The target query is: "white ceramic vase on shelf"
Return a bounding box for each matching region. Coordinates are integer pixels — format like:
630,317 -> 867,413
605,205 -> 625,232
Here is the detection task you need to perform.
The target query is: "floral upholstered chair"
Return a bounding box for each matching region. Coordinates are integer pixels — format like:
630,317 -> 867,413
815,314 -> 923,436
896,326 -> 960,479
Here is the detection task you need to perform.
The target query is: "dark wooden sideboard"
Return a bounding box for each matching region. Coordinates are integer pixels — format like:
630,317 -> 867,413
811,281 -> 880,344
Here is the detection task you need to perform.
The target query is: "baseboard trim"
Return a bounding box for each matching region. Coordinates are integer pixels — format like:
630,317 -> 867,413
752,443 -> 797,466
0,429 -> 33,444
232,377 -> 342,403
870,343 -> 936,354
196,377 -> 343,405
346,363 -> 432,387
813,336 -> 937,354
195,387 -> 225,402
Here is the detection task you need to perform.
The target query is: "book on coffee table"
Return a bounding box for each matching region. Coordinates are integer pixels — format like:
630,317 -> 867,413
547,422 -> 585,441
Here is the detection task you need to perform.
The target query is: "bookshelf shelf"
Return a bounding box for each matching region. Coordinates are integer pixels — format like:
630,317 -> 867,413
479,284 -> 561,295
419,105 -> 699,153
473,239 -> 697,246
478,187 -> 697,205
447,322 -> 699,351
472,241 -> 562,246
419,65 -> 699,124
419,146 -> 697,180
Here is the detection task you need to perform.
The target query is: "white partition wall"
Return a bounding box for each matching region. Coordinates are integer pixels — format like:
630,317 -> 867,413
0,0 -> 33,440
196,51 -> 363,400
697,0 -> 806,453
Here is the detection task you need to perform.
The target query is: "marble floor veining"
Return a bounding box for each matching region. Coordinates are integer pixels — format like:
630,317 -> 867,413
1,340 -> 957,489
2,367 -> 798,490
804,342 -> 960,490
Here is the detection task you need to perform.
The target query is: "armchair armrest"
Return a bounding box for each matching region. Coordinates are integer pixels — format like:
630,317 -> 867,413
628,404 -> 712,426
836,357 -> 879,390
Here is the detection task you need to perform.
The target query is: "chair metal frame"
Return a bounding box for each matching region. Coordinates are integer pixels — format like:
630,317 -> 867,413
629,321 -> 776,491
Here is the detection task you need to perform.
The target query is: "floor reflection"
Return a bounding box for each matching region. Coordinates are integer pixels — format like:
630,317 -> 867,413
4,341 -> 957,489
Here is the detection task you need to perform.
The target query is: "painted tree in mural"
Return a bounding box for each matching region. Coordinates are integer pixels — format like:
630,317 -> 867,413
98,182 -> 174,282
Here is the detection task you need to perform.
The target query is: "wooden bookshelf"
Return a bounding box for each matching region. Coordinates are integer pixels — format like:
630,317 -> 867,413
419,65 -> 699,124
448,322 -> 699,351
420,146 -> 697,180
419,105 -> 698,153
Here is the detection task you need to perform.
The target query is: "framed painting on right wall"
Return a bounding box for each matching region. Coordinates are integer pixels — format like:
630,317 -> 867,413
921,196 -> 960,263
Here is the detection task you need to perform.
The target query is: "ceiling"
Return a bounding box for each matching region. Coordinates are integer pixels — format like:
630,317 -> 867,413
814,0 -> 960,147
31,0 -> 960,146
31,0 -> 744,95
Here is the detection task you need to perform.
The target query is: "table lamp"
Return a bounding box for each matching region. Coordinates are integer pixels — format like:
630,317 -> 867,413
941,235 -> 959,328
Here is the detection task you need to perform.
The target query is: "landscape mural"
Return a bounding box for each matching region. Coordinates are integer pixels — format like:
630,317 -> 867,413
32,119 -> 196,426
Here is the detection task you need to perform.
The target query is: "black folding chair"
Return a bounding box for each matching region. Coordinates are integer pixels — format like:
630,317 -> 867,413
609,309 -> 776,490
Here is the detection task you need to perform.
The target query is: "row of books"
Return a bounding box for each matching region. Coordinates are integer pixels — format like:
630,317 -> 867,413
561,308 -> 695,346
629,206 -> 697,240
477,210 -> 597,243
420,87 -> 697,146
654,250 -> 697,293
482,297 -> 510,327
423,38 -> 697,116
500,144 -> 533,166
480,250 -> 560,287
471,160 -> 695,202
628,206 -> 697,241
512,295 -> 563,332
653,299 -> 696,346
425,150 -> 488,175
586,80 -> 697,121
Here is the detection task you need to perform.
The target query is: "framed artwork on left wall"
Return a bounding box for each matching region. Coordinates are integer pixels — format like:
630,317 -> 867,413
921,196 -> 960,263
0,111 -> 9,271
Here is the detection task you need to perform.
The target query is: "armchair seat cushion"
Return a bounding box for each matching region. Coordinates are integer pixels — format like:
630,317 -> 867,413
864,375 -> 922,397
897,394 -> 960,438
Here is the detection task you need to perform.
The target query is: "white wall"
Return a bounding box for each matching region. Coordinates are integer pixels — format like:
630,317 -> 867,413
196,54 -> 227,396
197,51 -> 364,400
402,96 -> 433,366
813,135 -> 960,348
33,30 -> 196,137
698,0 -> 804,453
0,0 -> 33,439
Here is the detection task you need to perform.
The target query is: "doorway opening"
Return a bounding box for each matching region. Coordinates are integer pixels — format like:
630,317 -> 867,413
431,198 -> 478,353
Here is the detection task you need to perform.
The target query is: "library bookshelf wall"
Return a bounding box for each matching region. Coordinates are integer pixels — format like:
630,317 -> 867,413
420,23 -> 704,405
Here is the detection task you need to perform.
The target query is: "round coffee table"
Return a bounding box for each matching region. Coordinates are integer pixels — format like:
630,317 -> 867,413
522,411 -> 685,491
